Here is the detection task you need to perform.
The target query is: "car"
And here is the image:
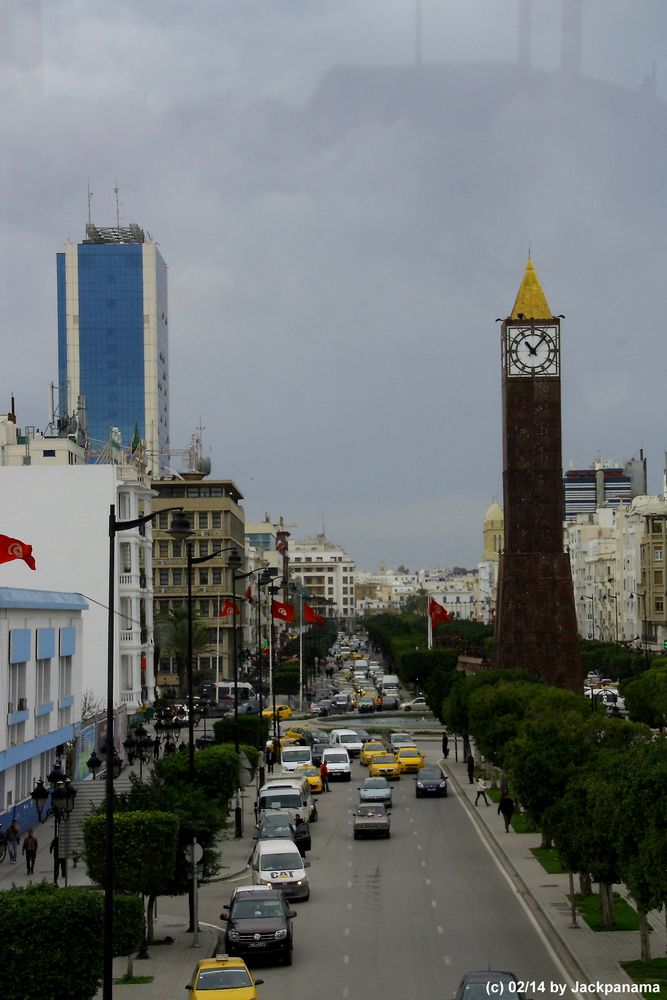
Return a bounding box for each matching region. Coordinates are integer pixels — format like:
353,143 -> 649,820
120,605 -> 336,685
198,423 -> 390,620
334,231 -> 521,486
310,741 -> 330,767
401,696 -> 429,712
294,763 -> 324,794
359,740 -> 386,766
221,885 -> 297,965
379,693 -> 400,710
368,753 -> 401,780
351,727 -> 371,743
185,954 -> 264,998
250,837 -> 310,901
352,803 -> 391,839
358,695 -> 377,714
320,746 -> 352,781
315,699 -> 335,716
388,732 -> 415,753
255,809 -> 311,855
454,971 -> 525,1000
262,704 -> 292,720
358,776 -> 393,804
415,765 -> 448,797
396,746 -> 425,773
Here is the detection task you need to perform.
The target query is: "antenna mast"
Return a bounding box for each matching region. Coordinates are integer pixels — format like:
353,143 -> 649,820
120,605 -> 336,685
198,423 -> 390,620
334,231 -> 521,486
114,181 -> 121,230
87,180 -> 93,226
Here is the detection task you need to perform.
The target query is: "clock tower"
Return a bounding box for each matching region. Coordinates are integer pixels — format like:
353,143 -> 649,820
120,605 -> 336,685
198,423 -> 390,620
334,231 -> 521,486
494,260 -> 582,691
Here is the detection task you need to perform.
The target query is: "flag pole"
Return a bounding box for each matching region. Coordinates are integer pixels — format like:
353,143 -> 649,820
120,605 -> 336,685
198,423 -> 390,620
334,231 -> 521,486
427,601 -> 433,650
298,592 -> 303,714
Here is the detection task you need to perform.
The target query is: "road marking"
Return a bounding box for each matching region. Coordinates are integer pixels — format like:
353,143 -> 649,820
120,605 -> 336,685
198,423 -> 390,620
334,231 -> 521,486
444,954 -> 452,965
421,859 -> 426,867
437,926 -> 444,934
347,880 -> 353,888
431,899 -> 437,908
347,901 -> 353,910
344,927 -> 350,936
343,989 -> 350,998
425,878 -> 431,886
347,860 -> 352,867
343,954 -> 350,965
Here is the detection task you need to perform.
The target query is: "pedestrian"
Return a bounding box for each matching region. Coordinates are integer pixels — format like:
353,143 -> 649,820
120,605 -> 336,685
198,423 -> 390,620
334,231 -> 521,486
442,732 -> 450,758
6,819 -> 20,864
22,828 -> 38,874
49,835 -> 66,884
497,792 -> 515,832
466,754 -> 475,784
474,776 -> 489,807
152,736 -> 161,759
320,760 -> 330,792
266,746 -> 274,775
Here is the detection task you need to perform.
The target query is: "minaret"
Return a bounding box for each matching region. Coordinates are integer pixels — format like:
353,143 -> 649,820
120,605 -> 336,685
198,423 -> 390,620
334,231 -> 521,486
494,260 -> 582,691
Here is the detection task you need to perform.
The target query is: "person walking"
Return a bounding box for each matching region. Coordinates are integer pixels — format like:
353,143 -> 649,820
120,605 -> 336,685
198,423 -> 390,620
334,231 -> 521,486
6,819 -> 20,864
266,746 -> 275,775
22,828 -> 38,874
50,835 -> 66,884
474,776 -> 489,806
441,732 -> 449,759
320,760 -> 330,792
497,792 -> 515,832
466,754 -> 475,784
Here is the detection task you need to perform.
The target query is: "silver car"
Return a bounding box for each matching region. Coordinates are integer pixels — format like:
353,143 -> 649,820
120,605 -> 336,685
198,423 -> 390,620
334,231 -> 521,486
357,777 -> 392,805
352,803 -> 391,839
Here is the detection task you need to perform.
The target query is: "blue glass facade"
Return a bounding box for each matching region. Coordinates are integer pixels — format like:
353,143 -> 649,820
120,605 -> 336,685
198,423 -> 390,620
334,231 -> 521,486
56,237 -> 169,462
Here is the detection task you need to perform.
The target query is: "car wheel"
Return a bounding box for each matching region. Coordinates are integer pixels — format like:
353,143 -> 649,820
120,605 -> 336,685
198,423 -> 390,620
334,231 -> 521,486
353,831 -> 359,839
345,773 -> 352,782
385,830 -> 391,838
283,944 -> 293,966
404,706 -> 412,711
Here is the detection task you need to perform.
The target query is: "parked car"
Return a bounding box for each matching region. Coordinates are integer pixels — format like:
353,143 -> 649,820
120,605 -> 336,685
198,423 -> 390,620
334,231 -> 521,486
379,693 -> 400,710
358,776 -> 393,804
185,954 -> 263,998
352,803 -> 391,839
454,971 -> 525,1000
400,696 -> 428,712
221,885 -> 297,965
415,765 -> 448,797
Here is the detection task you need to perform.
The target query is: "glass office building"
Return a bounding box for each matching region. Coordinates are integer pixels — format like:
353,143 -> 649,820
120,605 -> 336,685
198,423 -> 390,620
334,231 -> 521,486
57,224 -> 169,472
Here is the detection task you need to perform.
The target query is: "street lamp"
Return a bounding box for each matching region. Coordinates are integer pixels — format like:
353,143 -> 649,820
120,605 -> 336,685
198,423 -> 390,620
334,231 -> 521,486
580,593 -> 595,639
227,548 -> 244,838
255,567 -> 278,787
102,502 -> 186,1000
31,761 -> 77,885
267,579 -> 285,743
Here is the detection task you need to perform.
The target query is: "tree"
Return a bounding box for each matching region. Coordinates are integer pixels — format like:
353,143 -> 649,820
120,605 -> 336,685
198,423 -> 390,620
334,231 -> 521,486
622,665 -> 667,730
274,664 -> 300,696
154,606 -> 212,695
84,810 -> 178,943
0,883 -> 143,1000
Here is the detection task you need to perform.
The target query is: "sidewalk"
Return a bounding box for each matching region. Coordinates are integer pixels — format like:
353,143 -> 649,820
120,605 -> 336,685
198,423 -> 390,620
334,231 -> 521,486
442,747 -> 664,996
0,784 -> 256,1000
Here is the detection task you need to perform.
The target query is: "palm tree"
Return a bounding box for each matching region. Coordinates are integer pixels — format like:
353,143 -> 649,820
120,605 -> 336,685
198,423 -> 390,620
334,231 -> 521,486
154,606 -> 212,696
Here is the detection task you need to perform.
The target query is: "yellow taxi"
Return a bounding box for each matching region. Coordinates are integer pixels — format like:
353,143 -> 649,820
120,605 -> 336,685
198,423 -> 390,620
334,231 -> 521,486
396,745 -> 425,773
368,752 -> 401,780
186,955 -> 263,998
359,741 -> 386,766
295,763 -> 324,793
261,704 -> 292,720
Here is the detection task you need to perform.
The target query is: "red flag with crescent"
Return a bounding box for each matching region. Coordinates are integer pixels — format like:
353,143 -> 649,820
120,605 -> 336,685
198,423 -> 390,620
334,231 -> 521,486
219,598 -> 241,617
0,534 -> 36,570
272,598 -> 296,622
304,602 -> 326,625
428,598 -> 451,628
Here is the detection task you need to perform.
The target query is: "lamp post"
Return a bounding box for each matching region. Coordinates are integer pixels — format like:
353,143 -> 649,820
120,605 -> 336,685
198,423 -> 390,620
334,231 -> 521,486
227,548 -> 244,838
580,593 -> 595,639
256,567 -> 278,787
267,580 -> 284,743
31,761 -> 77,886
603,592 -> 619,644
102,503 -> 186,1000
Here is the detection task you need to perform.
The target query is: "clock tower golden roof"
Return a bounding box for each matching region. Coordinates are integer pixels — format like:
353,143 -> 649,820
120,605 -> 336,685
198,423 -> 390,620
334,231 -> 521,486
510,259 -> 552,320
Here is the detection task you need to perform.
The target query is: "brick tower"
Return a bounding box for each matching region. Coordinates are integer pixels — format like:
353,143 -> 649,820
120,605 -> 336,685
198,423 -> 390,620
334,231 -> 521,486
494,260 -> 582,691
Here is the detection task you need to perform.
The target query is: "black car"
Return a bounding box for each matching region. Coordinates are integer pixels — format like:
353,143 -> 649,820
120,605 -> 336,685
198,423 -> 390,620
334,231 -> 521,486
221,886 -> 297,965
311,741 -> 329,767
256,810 -> 311,855
415,765 -> 448,797
454,971 -> 524,1000
380,694 -> 400,711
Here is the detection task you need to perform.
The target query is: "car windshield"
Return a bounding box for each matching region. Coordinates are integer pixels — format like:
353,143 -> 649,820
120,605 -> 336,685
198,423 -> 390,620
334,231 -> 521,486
364,743 -> 384,751
365,778 -> 389,787
358,805 -> 385,816
326,753 -> 348,763
196,967 -> 252,989
261,852 -> 301,869
461,976 -> 519,1000
419,768 -> 441,779
282,749 -> 311,761
399,747 -> 419,756
231,899 -> 286,919
260,793 -> 301,810
372,755 -> 394,764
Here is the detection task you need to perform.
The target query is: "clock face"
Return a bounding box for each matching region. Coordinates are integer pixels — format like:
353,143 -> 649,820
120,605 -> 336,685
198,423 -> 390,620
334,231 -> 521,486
506,325 -> 559,376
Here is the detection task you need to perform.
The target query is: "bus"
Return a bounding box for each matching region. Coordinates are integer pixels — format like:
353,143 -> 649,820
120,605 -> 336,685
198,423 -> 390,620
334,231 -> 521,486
209,681 -> 256,708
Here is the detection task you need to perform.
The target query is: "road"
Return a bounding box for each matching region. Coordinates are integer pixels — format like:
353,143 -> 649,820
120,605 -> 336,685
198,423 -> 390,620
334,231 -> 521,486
197,739 -> 570,999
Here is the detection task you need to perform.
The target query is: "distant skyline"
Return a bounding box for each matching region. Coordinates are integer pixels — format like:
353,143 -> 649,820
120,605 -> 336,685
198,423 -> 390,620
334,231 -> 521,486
2,2 -> 666,572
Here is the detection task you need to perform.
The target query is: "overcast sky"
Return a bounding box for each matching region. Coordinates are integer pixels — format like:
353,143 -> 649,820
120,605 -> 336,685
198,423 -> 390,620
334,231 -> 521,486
2,1 -> 666,572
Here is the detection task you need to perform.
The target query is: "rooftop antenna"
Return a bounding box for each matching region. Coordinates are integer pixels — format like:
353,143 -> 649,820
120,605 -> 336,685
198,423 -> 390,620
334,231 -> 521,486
113,181 -> 121,230
87,180 -> 93,226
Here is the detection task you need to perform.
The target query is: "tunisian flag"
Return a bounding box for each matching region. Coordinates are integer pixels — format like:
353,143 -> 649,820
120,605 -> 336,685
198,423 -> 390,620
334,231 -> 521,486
272,598 -> 296,623
304,602 -> 326,625
219,599 -> 241,617
244,585 -> 254,604
0,534 -> 36,571
428,598 -> 451,628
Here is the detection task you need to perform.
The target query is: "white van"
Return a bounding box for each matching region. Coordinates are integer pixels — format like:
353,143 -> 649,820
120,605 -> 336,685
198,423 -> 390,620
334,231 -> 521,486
257,775 -> 317,822
321,746 -> 351,781
280,746 -> 313,772
250,837 -> 310,901
329,729 -> 364,757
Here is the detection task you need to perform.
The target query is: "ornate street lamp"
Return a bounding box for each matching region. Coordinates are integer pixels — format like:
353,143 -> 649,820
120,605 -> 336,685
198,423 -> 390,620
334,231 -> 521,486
30,763 -> 77,885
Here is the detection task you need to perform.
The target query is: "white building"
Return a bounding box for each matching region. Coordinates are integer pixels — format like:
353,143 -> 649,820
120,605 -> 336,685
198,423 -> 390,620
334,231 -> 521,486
0,462 -> 155,710
290,534 -> 356,622
0,586 -> 88,826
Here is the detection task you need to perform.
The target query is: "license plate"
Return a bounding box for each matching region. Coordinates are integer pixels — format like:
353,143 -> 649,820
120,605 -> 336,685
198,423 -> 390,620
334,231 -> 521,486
249,942 -> 266,949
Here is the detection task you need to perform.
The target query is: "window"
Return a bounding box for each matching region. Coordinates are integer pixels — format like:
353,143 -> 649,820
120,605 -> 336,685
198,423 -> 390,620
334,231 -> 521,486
198,513 -> 209,529
172,568 -> 183,586
159,512 -> 168,529
655,571 -> 664,586
158,540 -> 169,557
655,598 -> 664,613
199,541 -> 209,557
655,547 -> 663,562
36,659 -> 51,704
159,569 -> 169,586
198,569 -> 209,585
212,512 -> 222,529
172,541 -> 182,558
212,568 -> 222,585
42,449 -> 56,458
59,655 -> 72,699
199,600 -> 209,617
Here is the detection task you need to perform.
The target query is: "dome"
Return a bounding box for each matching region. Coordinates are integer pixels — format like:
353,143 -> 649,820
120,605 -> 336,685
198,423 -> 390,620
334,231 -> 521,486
484,499 -> 503,522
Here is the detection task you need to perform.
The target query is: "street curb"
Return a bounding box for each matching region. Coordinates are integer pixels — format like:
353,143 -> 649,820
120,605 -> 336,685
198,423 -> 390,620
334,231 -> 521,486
442,759 -> 595,992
